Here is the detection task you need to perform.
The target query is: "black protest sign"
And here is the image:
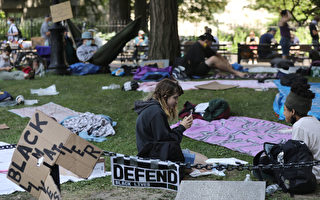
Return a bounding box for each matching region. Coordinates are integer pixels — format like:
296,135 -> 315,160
111,156 -> 181,191
7,111 -> 102,200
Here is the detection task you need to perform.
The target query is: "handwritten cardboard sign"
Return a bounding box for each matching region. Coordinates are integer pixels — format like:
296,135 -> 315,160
50,1 -> 73,23
7,111 -> 102,199
111,156 -> 181,191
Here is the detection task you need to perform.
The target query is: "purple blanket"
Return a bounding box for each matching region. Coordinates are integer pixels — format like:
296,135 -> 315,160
178,117 -> 291,156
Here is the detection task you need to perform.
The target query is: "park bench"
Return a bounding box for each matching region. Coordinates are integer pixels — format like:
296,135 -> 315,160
237,43 -> 314,64
116,42 -> 232,63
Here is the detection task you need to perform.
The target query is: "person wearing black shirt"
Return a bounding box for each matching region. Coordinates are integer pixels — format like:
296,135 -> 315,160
309,16 -> 320,50
182,33 -> 245,78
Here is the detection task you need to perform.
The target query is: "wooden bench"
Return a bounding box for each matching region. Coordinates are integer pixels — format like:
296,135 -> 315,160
116,42 -> 231,63
237,43 -> 314,64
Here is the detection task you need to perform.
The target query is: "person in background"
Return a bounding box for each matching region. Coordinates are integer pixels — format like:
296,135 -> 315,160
133,30 -> 148,61
182,33 -> 245,78
283,82 -> 320,183
205,26 -> 219,51
245,30 -> 259,64
290,33 -> 300,45
88,28 -> 103,47
6,17 -> 19,42
258,28 -> 278,59
40,15 -> 52,46
76,31 -> 98,63
0,46 -> 34,80
309,16 -> 320,50
134,30 -> 148,46
279,10 -> 294,59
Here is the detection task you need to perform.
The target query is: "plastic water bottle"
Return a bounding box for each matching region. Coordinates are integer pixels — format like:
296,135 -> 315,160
266,184 -> 280,195
244,174 -> 251,181
102,84 -> 121,90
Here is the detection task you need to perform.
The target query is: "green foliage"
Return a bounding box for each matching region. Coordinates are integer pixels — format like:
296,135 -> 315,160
178,0 -> 228,23
249,0 -> 319,25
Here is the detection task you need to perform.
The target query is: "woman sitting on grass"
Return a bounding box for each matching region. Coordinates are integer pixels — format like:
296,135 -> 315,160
134,78 -> 205,165
283,82 -> 320,182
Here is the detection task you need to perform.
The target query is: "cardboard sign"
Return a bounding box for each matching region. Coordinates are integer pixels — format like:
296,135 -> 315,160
111,155 -> 181,191
7,111 -> 102,200
50,1 -> 73,23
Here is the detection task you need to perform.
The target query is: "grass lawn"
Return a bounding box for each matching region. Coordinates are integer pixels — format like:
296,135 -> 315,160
0,74 -> 320,200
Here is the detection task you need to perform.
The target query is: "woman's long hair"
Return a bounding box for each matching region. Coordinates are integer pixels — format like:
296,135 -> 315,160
152,78 -> 183,121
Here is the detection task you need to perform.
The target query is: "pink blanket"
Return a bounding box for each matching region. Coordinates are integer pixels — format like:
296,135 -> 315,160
137,80 -> 276,92
177,117 -> 291,156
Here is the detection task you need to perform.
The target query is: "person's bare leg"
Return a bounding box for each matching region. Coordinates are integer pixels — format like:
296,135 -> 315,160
206,54 -> 246,78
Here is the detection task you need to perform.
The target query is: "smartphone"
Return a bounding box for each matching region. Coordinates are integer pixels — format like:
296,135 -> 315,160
189,110 -> 193,117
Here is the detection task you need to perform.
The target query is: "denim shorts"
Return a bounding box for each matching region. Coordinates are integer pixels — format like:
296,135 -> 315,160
182,149 -> 195,164
280,37 -> 291,56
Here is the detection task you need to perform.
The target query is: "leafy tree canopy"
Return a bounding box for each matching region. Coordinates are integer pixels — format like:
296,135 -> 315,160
177,0 -> 227,22
249,0 -> 320,26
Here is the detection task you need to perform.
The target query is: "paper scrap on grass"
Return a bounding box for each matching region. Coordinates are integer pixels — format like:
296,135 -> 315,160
31,84 -> 59,96
0,124 -> 9,130
9,102 -> 80,123
7,111 -> 102,199
195,81 -> 237,90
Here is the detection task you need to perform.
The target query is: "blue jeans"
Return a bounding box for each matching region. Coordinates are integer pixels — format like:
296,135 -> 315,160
182,149 -> 195,164
280,37 -> 291,56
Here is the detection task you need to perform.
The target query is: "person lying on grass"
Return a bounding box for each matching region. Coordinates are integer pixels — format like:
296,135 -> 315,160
134,78 -> 207,167
283,82 -> 320,183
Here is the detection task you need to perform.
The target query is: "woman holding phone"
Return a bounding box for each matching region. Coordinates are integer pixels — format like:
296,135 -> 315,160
134,78 -> 195,163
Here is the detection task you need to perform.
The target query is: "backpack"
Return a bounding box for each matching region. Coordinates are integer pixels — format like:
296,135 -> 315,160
0,91 -> 13,102
17,27 -> 23,39
253,140 -> 317,195
10,24 -> 23,40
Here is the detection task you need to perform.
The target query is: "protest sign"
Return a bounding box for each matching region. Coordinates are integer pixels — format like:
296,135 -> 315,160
50,1 -> 73,23
111,155 -> 181,191
7,111 -> 102,199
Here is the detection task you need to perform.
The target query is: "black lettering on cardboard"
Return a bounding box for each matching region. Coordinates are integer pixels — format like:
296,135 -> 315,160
167,171 -> 177,184
59,143 -> 72,153
32,148 -> 45,159
20,181 -> 40,193
124,167 -> 134,181
24,130 -> 38,145
113,164 -> 123,179
71,145 -> 84,157
12,160 -> 26,173
135,168 -> 145,182
17,145 -> 33,161
83,145 -> 101,159
43,148 -> 57,161
146,170 -> 156,182
156,170 -> 167,182
8,168 -> 21,182
40,180 -> 61,200
29,113 -> 48,133
51,144 -> 65,155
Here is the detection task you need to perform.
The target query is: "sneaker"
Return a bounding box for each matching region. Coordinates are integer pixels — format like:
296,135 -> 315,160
248,60 -> 252,65
254,60 -> 258,65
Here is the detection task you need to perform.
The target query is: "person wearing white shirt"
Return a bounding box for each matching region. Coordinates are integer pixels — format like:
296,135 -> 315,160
283,82 -> 320,182
76,31 -> 98,62
7,18 -> 19,42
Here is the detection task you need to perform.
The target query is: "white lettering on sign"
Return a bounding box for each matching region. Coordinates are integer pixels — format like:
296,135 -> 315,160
111,157 -> 180,191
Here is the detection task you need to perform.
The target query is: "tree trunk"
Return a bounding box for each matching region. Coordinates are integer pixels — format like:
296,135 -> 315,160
149,0 -> 180,65
134,0 -> 148,32
109,0 -> 131,32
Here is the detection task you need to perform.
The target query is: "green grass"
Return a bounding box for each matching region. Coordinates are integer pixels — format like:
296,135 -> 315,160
0,74 -> 320,200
